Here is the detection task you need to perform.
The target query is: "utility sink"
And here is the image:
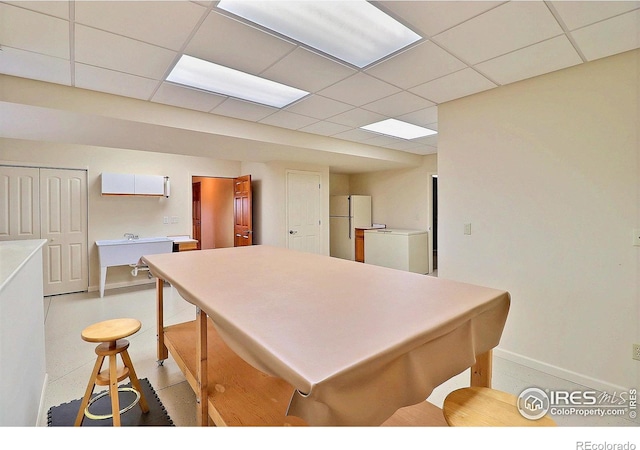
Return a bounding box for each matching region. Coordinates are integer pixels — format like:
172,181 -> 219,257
95,237 -> 173,297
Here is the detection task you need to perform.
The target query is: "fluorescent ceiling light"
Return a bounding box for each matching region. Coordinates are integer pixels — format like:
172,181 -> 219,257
166,54 -> 308,108
216,0 -> 421,68
361,119 -> 437,140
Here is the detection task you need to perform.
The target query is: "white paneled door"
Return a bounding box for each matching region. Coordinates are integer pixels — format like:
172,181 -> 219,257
0,166 -> 40,240
0,166 -> 88,296
40,168 -> 88,296
286,170 -> 321,254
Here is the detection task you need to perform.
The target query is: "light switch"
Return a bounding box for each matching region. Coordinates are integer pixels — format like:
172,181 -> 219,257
464,223 -> 471,235
163,216 -> 169,225
171,216 -> 179,224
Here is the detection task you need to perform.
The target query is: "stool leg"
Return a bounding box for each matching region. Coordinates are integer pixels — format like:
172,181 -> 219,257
74,354 -> 105,426
109,354 -> 121,426
121,349 -> 149,413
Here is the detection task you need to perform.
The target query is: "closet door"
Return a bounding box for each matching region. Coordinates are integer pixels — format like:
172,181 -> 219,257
0,166 -> 40,241
40,168 -> 88,296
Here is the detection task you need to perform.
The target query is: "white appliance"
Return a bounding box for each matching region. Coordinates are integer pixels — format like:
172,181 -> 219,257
364,228 -> 429,274
330,195 -> 371,260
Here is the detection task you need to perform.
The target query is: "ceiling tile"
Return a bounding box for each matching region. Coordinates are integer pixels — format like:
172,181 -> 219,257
332,128 -> 379,143
298,121 -> 352,137
550,1 -> 640,30
5,1 -> 70,19
362,91 -> 435,117
326,108 -> 386,128
414,134 -> 438,147
365,41 -> 466,89
410,68 -> 496,103
377,1 -> 505,37
361,134 -> 407,147
570,9 -> 640,61
397,106 -> 438,127
381,138 -> 428,152
285,95 -> 353,120
260,47 -> 356,93
0,3 -> 69,59
74,64 -> 159,100
432,1 -> 564,65
211,98 -> 277,122
259,110 -> 319,130
74,1 -> 207,51
185,10 -> 296,75
0,46 -> 71,85
475,35 -> 583,85
74,25 -> 177,80
318,73 -> 401,107
151,82 -> 226,112
399,144 -> 438,156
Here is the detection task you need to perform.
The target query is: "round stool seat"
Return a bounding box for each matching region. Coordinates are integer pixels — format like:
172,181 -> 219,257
443,387 -> 556,427
81,318 -> 141,343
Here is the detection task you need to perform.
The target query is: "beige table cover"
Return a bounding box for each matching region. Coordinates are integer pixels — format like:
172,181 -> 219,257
143,245 -> 510,426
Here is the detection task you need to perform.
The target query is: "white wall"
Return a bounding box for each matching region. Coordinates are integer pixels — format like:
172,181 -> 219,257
242,160 -> 330,255
438,49 -> 639,391
1,138 -> 241,292
349,155 -> 437,231
0,240 -> 46,426
2,139 -> 333,292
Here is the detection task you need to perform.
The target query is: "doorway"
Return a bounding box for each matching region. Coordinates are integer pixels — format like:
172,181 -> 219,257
191,177 -> 235,250
432,174 -> 438,271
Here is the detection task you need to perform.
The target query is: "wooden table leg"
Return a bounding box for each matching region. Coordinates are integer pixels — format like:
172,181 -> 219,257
470,349 -> 492,388
196,308 -> 208,426
156,278 -> 168,362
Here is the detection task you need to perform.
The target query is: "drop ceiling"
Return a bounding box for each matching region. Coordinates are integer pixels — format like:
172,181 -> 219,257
0,1 -> 639,172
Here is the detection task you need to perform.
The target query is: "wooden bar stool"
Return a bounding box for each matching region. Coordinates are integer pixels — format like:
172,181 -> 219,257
74,318 -> 149,426
443,387 -> 556,427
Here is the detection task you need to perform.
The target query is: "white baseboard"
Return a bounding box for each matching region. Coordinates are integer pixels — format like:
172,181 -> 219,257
494,347 -> 630,394
88,278 -> 156,293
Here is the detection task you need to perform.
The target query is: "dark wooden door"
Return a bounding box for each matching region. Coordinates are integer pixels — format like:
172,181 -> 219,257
192,182 -> 201,250
233,175 -> 252,246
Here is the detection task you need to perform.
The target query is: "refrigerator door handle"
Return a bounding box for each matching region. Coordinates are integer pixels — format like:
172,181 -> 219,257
348,196 -> 352,239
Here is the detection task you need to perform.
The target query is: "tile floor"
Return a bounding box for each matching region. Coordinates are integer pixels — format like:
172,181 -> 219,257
39,281 -> 638,431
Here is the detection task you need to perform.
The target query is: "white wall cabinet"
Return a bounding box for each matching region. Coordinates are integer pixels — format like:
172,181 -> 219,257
101,172 -> 166,196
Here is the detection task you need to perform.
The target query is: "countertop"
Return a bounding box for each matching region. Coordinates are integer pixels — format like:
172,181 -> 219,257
0,239 -> 47,293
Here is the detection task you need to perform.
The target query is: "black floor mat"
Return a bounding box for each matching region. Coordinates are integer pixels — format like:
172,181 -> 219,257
47,378 -> 174,426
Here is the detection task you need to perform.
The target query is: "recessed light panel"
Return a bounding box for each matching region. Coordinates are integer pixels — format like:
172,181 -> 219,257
216,0 -> 421,68
166,55 -> 309,108
361,119 -> 437,140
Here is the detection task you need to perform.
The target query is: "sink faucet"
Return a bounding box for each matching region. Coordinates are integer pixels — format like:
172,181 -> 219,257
124,233 -> 138,240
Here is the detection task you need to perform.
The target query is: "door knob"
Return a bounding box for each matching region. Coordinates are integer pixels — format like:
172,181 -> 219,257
289,230 -> 297,235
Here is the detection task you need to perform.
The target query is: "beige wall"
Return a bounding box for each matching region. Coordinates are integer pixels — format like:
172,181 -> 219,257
1,138 -> 333,292
1,138 -> 241,292
242,160 -> 330,254
350,154 -> 437,231
438,49 -> 639,391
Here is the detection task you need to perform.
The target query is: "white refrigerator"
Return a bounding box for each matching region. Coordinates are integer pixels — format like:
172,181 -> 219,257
330,195 -> 371,260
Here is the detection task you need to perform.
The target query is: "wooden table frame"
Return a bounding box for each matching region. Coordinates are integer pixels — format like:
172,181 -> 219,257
155,278 -> 493,427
